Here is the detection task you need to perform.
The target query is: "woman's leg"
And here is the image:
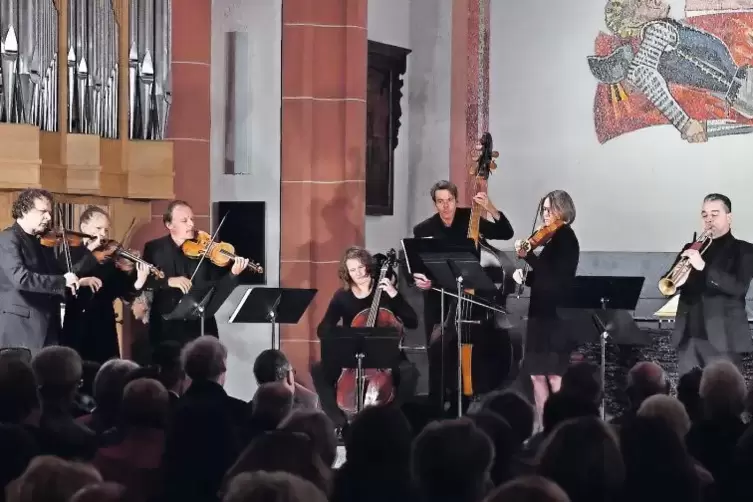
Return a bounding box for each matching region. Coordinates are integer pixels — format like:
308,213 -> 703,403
531,375 -> 550,429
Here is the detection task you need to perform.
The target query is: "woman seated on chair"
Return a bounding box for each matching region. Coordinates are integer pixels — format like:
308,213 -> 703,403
311,246 -> 419,430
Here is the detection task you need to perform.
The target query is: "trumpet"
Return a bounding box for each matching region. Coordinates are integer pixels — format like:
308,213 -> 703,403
658,229 -> 714,297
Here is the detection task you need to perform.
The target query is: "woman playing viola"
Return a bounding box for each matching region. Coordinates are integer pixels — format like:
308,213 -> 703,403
312,246 -> 419,431
512,190 -> 580,424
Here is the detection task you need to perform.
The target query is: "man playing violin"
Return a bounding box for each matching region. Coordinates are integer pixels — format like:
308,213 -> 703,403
0,189 -> 101,354
59,206 -> 151,364
142,200 -> 249,349
411,179 -> 514,414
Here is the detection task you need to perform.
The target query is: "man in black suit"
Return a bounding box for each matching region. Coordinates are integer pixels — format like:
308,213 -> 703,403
411,180 -> 514,412
142,200 -> 248,348
0,189 -> 101,354
666,193 -> 753,375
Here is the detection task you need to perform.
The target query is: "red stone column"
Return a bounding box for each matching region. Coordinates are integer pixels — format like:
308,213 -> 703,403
280,0 -> 368,383
449,0 -> 491,205
125,0 -> 213,357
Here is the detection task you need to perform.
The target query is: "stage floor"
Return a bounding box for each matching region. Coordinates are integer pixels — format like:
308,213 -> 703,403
407,328 -> 753,418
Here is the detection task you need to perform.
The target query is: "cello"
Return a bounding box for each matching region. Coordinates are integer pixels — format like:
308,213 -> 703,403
335,249 -> 401,418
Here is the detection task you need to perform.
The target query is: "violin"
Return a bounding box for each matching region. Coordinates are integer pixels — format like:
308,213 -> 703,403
39,229 -> 94,248
517,220 -> 565,257
181,230 -> 264,274
39,228 -> 165,279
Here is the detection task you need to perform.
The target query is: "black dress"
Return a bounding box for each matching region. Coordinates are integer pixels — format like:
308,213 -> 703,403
521,224 -> 580,375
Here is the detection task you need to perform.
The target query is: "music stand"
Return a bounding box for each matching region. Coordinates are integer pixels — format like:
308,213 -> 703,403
163,283 -> 230,337
558,275 -> 645,419
402,237 -> 498,417
228,287 -> 317,349
320,327 -> 401,415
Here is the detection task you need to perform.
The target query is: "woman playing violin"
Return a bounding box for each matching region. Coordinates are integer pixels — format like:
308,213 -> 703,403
312,246 -> 419,431
60,206 -> 150,364
512,190 -> 580,424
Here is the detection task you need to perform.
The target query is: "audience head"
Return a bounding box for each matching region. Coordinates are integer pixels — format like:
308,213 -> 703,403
6,455 -> 102,502
542,391 -> 600,435
278,409 -> 336,468
69,482 -> 128,502
92,359 -> 139,416
181,336 -> 228,385
223,431 -> 331,497
253,349 -> 295,391
637,394 -> 691,438
0,424 -> 39,495
253,382 -> 294,430
484,476 -> 571,502
345,403 -> 413,467
561,362 -> 602,404
223,471 -> 327,502
677,367 -> 703,422
412,418 -> 494,502
469,410 -> 517,486
482,390 -> 535,446
0,355 -> 39,424
699,359 -> 746,418
121,378 -> 169,429
32,346 -> 83,405
537,417 -> 624,502
619,416 -> 701,502
626,361 -> 668,410
151,341 -> 185,394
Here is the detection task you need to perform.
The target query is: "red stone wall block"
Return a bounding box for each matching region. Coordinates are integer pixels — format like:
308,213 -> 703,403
280,0 -> 368,379
449,0 -> 491,205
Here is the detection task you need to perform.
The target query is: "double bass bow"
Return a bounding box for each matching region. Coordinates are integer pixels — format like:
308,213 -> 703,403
335,249 -> 400,417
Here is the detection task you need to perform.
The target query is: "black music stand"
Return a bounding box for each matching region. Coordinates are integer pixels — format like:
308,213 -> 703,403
228,287 -> 317,349
557,275 -> 646,419
320,327 -> 401,415
163,282 -> 231,338
403,237 -> 497,417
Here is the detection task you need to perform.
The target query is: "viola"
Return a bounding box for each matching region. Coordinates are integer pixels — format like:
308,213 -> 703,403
335,249 -> 400,418
39,229 -> 95,248
181,230 -> 263,274
517,220 -> 565,257
40,228 -> 165,278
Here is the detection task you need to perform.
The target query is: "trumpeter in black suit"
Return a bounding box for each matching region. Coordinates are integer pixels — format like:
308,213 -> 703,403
512,190 -> 580,420
142,201 -> 248,349
662,194 -> 753,375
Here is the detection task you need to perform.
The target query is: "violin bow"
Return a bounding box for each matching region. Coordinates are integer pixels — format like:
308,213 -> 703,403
516,197 -> 544,297
57,206 -> 76,297
188,212 -> 229,284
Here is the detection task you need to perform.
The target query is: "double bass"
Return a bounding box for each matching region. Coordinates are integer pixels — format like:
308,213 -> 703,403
435,132 -> 512,404
335,249 -> 400,417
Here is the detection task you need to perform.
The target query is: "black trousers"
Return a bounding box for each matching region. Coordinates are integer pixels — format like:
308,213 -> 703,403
311,358 -> 419,427
677,337 -> 743,376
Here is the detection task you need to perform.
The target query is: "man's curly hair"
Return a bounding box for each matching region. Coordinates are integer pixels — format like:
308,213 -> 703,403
12,189 -> 52,219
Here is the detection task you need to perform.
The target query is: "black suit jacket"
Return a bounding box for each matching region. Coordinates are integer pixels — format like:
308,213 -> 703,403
142,235 -> 239,345
670,233 -> 753,353
412,207 -> 514,340
0,223 -> 67,352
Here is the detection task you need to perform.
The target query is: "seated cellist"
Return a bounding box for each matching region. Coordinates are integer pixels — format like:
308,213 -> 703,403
311,246 -> 419,433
